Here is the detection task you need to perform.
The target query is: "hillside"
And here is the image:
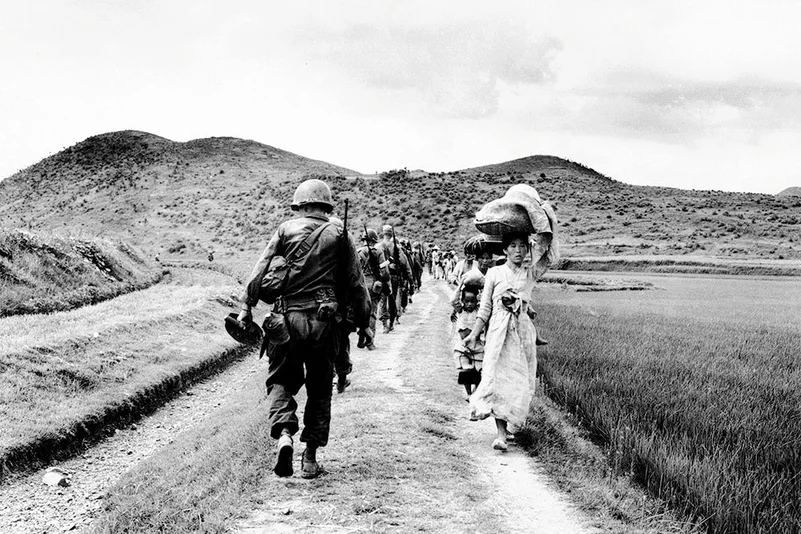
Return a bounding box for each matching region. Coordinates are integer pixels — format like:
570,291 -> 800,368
778,186 -> 801,197
0,228 -> 161,316
1,131 -> 800,273
0,131 -> 359,266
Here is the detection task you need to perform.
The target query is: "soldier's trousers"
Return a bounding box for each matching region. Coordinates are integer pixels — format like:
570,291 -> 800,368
364,290 -> 381,343
379,276 -> 400,326
335,324 -> 352,378
266,309 -> 339,448
400,281 -> 409,311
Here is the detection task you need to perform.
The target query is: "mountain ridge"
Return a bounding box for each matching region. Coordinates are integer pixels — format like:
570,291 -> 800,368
1,130 -> 799,269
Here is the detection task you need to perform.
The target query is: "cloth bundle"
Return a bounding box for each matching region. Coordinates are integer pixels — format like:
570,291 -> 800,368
474,184 -> 559,277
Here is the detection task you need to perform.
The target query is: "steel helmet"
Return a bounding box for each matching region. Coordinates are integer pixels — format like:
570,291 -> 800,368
363,228 -> 379,243
224,313 -> 263,345
290,179 -> 333,211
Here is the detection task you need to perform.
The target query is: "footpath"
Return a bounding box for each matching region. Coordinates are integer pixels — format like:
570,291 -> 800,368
236,277 -> 596,533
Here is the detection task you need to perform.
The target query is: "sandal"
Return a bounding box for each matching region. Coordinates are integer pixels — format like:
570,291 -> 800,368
300,448 -> 322,479
492,438 -> 508,452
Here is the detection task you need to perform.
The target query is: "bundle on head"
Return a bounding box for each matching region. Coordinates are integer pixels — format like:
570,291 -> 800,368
463,234 -> 502,258
461,269 -> 485,293
474,184 -> 559,277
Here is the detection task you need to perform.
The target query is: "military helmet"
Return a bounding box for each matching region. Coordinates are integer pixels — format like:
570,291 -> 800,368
291,179 -> 333,211
224,313 -> 263,345
363,228 -> 379,243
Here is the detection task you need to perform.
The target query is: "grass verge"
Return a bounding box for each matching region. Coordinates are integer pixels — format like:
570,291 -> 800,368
0,229 -> 162,317
0,268 -> 247,479
516,393 -> 702,533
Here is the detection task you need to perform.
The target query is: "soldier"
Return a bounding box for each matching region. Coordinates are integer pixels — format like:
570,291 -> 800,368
357,228 -> 391,350
411,241 -> 425,290
237,179 -> 369,479
398,238 -> 415,312
375,225 -> 411,333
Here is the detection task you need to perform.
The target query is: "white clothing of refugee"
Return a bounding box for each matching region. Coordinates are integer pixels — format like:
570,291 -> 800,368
469,261 -> 538,426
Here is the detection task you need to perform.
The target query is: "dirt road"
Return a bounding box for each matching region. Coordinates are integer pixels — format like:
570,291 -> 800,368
0,275 -> 597,533
236,278 -> 596,533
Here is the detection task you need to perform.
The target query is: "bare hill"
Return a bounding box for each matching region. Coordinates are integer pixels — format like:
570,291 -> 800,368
0,131 -> 359,264
778,186 -> 801,197
1,131 -> 800,270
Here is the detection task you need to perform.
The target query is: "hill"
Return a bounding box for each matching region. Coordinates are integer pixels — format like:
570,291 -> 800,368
0,131 -> 359,266
778,186 -> 801,197
1,131 -> 800,273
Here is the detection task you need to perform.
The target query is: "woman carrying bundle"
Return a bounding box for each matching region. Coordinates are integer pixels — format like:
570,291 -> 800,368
463,183 -> 558,451
462,233 -> 540,450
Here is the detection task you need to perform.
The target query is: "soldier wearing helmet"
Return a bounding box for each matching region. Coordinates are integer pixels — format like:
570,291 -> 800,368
375,225 -> 412,333
237,178 -> 369,479
356,227 -> 391,350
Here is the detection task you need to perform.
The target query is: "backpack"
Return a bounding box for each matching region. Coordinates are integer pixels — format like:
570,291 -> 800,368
259,222 -> 332,304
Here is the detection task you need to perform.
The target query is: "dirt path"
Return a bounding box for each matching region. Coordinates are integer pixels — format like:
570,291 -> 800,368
236,277 -> 597,533
1,274 -> 598,533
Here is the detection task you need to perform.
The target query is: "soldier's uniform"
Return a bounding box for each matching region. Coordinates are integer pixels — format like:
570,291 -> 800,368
357,228 -> 391,349
375,225 -> 411,333
239,179 -> 368,478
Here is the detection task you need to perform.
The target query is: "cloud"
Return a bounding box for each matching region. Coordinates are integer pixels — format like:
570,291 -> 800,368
566,70 -> 801,142
295,20 -> 562,119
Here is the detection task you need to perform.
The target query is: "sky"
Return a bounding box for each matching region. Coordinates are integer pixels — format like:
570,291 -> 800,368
2,0 -> 801,194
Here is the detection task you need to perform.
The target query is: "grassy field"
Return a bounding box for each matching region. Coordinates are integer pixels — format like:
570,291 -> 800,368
534,272 -> 801,533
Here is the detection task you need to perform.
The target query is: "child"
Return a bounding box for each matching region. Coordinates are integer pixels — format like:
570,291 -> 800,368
451,288 -> 484,403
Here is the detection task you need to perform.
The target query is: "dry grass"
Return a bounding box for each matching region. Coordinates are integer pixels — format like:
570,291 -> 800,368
0,228 -> 161,317
0,268 -> 245,475
534,274 -> 801,533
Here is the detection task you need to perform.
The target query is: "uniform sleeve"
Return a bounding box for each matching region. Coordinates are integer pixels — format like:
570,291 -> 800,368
242,228 -> 282,308
476,269 -> 495,324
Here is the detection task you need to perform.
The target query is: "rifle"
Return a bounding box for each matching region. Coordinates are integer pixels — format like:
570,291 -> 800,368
337,200 -> 352,329
391,228 -> 400,281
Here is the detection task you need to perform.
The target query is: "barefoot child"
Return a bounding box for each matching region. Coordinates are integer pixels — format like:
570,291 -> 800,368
451,288 -> 483,399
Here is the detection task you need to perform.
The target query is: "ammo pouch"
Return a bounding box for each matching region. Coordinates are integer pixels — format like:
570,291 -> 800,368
314,288 -> 339,321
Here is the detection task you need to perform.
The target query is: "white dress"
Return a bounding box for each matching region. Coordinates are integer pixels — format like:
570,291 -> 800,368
469,263 -> 538,426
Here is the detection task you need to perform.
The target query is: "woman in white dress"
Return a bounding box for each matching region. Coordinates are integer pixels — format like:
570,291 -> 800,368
462,232 -> 539,451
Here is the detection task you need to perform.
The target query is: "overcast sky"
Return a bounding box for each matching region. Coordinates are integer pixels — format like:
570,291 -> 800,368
2,0 -> 800,194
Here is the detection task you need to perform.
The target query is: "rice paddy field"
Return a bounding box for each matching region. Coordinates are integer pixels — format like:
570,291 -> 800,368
534,272 -> 801,534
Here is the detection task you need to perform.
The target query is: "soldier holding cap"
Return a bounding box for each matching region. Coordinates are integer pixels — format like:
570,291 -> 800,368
238,179 -> 369,479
